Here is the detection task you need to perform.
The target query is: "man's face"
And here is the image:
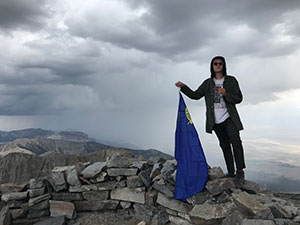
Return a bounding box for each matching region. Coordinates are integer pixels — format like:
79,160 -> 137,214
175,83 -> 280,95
213,59 -> 224,73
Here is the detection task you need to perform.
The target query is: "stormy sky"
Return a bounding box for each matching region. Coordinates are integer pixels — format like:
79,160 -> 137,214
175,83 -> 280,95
1,0 -> 300,171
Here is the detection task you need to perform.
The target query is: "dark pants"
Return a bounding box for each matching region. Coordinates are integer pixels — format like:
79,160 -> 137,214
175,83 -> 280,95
213,117 -> 246,174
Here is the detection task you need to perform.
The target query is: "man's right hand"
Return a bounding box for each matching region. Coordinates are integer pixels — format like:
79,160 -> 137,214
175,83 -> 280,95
175,81 -> 185,87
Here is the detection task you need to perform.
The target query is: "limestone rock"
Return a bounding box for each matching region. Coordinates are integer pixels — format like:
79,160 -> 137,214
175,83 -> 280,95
222,210 -> 245,225
50,200 -> 76,219
156,193 -> 192,214
51,192 -> 83,201
187,190 -> 211,205
138,168 -> 152,187
206,178 -> 235,196
232,192 -> 273,219
82,191 -> 109,201
28,188 -> 45,198
81,162 -> 106,179
189,202 -> 235,224
28,193 -> 51,207
66,166 -> 80,186
107,156 -> 133,168
169,215 -> 193,225
127,176 -> 144,188
111,188 -> 145,204
152,181 -> 174,198
73,200 -> 119,211
107,168 -> 138,176
208,167 -> 225,180
30,179 -> 44,189
0,206 -> 11,225
1,191 -> 28,202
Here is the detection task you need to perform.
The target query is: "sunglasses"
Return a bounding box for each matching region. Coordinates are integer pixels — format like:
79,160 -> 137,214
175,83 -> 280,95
213,62 -> 223,66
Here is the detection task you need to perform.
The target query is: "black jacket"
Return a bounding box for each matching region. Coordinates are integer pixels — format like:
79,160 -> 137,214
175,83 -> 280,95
181,75 -> 243,133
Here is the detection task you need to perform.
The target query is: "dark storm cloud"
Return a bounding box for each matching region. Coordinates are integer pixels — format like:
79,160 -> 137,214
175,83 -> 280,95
67,0 -> 300,59
0,0 -> 53,31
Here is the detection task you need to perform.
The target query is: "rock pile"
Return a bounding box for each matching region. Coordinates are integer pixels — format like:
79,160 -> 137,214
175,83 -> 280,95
1,154 -> 300,225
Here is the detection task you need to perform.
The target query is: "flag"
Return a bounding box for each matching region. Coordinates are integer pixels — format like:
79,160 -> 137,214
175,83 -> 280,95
174,92 -> 208,200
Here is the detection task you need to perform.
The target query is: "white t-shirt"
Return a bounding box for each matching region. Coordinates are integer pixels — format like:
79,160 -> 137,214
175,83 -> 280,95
213,77 -> 230,124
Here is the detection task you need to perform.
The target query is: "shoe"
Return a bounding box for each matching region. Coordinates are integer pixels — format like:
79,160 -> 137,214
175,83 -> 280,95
224,173 -> 235,178
234,170 -> 245,188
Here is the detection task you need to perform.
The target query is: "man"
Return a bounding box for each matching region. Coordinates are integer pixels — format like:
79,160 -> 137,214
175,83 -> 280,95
175,56 -> 246,188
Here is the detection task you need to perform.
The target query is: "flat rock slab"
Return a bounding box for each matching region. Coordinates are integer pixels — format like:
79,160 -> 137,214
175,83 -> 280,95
28,193 -> 51,207
208,167 -> 224,180
107,168 -> 138,176
50,200 -> 75,219
82,191 -> 109,201
1,191 -> 28,202
232,192 -> 273,219
189,202 -> 235,223
156,193 -> 192,214
81,162 -> 106,179
73,200 -> 119,211
110,188 -> 145,204
51,192 -> 83,201
107,157 -> 133,168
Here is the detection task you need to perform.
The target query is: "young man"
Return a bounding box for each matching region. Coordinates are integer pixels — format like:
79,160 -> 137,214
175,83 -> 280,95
175,56 -> 246,188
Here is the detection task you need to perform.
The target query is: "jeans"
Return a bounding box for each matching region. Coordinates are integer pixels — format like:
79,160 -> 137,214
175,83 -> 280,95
213,117 -> 246,174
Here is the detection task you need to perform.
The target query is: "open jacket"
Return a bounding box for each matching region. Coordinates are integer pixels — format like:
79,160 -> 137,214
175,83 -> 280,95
181,75 -> 243,133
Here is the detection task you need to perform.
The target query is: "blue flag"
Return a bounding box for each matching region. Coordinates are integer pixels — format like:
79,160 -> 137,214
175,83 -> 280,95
174,93 -> 208,200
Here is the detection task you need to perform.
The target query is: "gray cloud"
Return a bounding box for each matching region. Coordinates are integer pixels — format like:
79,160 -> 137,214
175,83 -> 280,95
0,0 -> 53,31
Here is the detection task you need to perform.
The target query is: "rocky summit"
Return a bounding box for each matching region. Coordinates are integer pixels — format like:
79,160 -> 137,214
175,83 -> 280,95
0,154 -> 300,225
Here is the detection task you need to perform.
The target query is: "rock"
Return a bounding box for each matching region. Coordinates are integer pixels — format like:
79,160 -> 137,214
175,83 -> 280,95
28,188 -> 45,198
33,216 -> 66,225
97,180 -> 126,190
50,168 -> 68,192
138,169 -> 152,187
51,192 -> 83,201
151,210 -> 169,225
148,157 -> 166,166
110,188 -> 145,204
107,168 -> 138,176
133,204 -> 154,223
50,200 -> 76,219
189,202 -> 235,224
30,179 -> 44,189
0,206 -> 11,225
206,178 -> 235,196
28,193 -> 51,207
107,156 -> 133,168
156,193 -> 192,214
127,176 -> 144,188
232,192 -> 273,219
160,160 -> 176,180
10,209 -> 26,219
91,172 -> 107,183
242,219 -> 275,225
222,210 -> 245,225
152,181 -> 174,198
82,191 -> 109,201
145,190 -> 158,206
208,167 -> 225,180
1,191 -> 28,202
268,202 -> 292,218
294,216 -> 300,222
120,201 -> 132,209
131,161 -> 147,170
81,162 -> 106,179
66,166 -> 80,186
242,180 -> 261,194
187,190 -> 211,205
137,222 -> 147,225
28,200 -> 49,210
169,215 -> 193,225
27,209 -> 50,219
150,163 -> 162,179
69,185 -> 85,193
73,200 -> 119,211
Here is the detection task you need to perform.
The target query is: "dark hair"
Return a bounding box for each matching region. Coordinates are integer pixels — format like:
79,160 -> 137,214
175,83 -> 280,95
210,56 -> 227,78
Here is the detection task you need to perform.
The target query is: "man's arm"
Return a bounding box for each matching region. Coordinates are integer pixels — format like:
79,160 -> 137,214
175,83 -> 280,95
224,77 -> 243,104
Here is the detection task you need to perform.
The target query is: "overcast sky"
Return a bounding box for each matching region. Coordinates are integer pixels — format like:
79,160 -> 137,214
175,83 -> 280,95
1,0 -> 300,170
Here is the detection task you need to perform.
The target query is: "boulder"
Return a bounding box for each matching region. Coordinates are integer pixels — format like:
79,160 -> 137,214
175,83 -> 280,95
232,192 -> 273,219
206,178 -> 235,196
